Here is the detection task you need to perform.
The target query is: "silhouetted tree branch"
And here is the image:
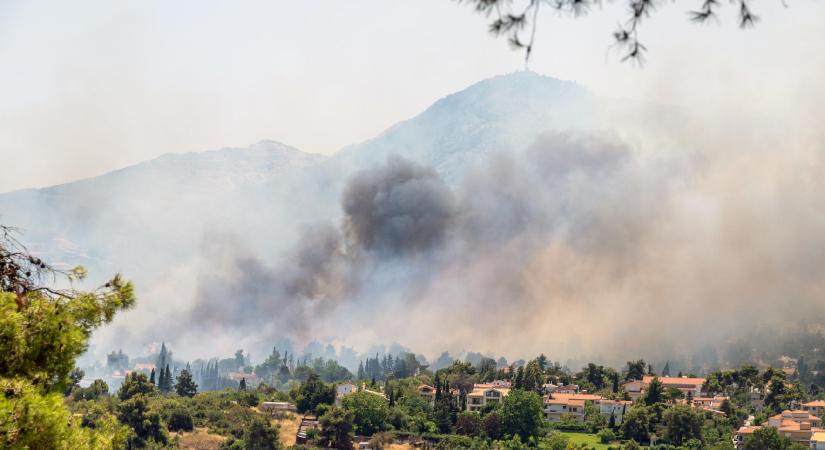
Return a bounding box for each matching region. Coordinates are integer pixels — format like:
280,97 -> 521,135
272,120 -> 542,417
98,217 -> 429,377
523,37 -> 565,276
459,0 -> 767,64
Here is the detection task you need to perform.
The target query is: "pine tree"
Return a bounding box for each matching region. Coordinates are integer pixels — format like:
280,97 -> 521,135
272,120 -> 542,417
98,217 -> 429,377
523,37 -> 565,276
149,368 -> 156,385
662,361 -> 671,377
609,411 -> 616,429
175,368 -> 198,397
357,361 -> 365,380
239,377 -> 247,391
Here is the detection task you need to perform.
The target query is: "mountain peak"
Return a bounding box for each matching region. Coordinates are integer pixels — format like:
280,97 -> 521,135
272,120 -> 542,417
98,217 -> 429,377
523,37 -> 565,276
332,71 -> 597,183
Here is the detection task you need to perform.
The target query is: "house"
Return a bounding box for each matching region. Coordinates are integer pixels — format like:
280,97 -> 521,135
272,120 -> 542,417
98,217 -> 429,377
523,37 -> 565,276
803,400 -> 825,417
733,425 -> 760,449
542,383 -> 558,394
417,385 -> 436,406
336,382 -> 357,404
811,431 -> 825,450
768,410 -> 822,429
466,384 -> 510,412
690,395 -> 729,414
260,402 -> 296,413
599,399 -> 632,425
625,376 -> 705,401
556,384 -> 579,394
490,380 -> 512,388
749,389 -> 765,411
623,380 -> 645,401
737,410 -> 825,448
545,396 -> 586,422
543,393 -> 615,423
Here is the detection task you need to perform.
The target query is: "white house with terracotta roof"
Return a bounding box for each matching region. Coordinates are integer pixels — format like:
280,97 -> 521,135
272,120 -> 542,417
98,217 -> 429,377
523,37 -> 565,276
624,376 -> 705,401
466,384 -> 510,412
736,410 -> 824,448
803,400 -> 825,417
599,399 -> 632,425
543,393 -> 627,423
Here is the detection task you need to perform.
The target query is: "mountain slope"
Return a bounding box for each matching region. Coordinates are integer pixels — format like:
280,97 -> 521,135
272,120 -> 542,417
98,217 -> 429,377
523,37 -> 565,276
326,71 -> 597,184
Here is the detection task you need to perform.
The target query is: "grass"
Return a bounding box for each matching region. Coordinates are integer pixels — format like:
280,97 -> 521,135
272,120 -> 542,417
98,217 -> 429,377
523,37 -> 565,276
541,431 -> 620,449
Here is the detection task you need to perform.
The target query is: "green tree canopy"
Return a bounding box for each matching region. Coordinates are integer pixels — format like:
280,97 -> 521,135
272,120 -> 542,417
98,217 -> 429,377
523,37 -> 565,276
499,388 -> 543,441
341,391 -> 390,435
175,368 -> 198,397
320,406 -> 355,450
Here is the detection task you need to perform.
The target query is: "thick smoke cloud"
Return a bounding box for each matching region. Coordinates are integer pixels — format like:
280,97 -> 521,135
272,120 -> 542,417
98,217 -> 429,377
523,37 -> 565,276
172,124 -> 825,369
343,156 -> 456,256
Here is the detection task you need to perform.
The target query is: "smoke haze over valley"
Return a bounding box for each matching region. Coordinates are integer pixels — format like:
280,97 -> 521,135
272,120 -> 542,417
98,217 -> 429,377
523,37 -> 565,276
2,71 -> 825,370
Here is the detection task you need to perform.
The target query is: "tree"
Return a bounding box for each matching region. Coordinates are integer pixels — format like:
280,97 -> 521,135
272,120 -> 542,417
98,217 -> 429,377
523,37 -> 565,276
243,415 -> 281,450
149,368 -> 156,385
662,404 -> 704,445
460,0 -> 764,64
482,411 -> 502,440
240,377 -> 247,391
175,368 -> 198,397
663,361 -> 671,377
73,378 -> 109,401
295,372 -> 335,413
320,406 -> 355,450
117,394 -> 168,447
118,372 -> 156,401
522,359 -> 543,392
643,377 -> 664,405
166,408 -> 194,432
162,364 -> 172,393
341,391 -> 390,435
499,389 -> 543,441
234,349 -> 245,370
625,360 -> 646,381
0,226 -> 135,449
742,426 -> 802,450
456,411 -> 482,436
598,427 -> 616,444
621,406 -> 650,443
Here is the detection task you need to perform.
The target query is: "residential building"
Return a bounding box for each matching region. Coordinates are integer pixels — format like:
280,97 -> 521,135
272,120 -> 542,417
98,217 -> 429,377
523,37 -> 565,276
736,410 -> 824,448
466,384 -> 510,412
803,401 -> 825,417
624,376 -> 705,401
336,382 -> 357,404
543,393 -> 622,423
599,399 -> 632,425
260,402 -> 296,413
418,384 -> 436,406
811,431 -> 825,450
556,384 -> 579,394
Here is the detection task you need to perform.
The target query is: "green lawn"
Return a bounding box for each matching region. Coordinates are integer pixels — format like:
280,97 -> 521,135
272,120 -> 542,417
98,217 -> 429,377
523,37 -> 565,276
541,431 -> 620,449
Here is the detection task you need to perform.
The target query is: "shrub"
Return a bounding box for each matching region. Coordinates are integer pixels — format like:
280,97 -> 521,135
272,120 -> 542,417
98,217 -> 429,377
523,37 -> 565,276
598,427 -> 617,444
167,408 -> 194,432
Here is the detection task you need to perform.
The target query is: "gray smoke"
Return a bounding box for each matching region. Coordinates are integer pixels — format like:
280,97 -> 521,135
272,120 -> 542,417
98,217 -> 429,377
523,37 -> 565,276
167,124 -> 825,369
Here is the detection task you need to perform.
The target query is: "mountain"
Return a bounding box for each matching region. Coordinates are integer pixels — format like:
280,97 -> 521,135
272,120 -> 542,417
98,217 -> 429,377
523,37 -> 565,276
0,71 -> 607,351
325,71 -> 597,184
0,140 -> 325,276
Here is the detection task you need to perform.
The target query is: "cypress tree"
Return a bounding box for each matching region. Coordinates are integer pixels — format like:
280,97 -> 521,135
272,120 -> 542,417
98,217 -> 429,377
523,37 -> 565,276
239,377 -> 247,391
149,368 -> 156,385
158,366 -> 165,391
164,364 -> 172,393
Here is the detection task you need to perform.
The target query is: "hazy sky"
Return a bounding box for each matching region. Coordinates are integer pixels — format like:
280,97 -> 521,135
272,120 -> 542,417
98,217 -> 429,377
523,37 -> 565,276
1,0 -> 823,193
